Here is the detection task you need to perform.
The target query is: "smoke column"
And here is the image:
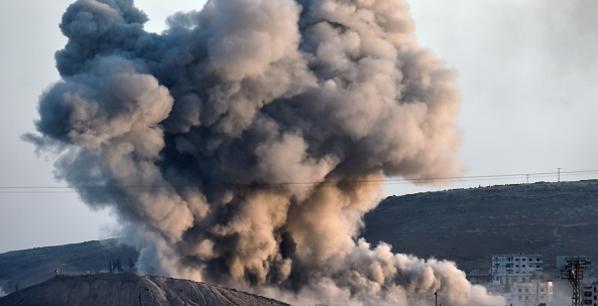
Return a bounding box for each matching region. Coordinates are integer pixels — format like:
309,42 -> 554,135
27,0 -> 504,305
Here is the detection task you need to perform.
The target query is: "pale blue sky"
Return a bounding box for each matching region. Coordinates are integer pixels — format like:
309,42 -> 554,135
0,0 -> 597,253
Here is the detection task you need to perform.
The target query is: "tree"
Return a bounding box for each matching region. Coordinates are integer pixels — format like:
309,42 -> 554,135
128,257 -> 136,272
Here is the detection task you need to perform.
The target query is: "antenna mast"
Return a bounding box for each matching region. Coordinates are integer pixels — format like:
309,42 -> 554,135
560,257 -> 591,306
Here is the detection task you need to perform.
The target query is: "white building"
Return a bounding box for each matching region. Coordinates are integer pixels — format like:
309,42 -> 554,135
582,282 -> 598,306
491,254 -> 544,284
507,280 -> 554,306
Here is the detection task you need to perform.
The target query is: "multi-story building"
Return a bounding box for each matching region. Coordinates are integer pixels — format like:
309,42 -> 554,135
557,256 -> 591,273
582,282 -> 598,306
491,254 -> 544,284
507,280 -> 554,306
467,268 -> 493,284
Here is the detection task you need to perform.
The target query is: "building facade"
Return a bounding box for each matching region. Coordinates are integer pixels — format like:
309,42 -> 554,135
467,268 -> 493,284
582,283 -> 598,306
492,254 -> 544,284
507,280 -> 554,306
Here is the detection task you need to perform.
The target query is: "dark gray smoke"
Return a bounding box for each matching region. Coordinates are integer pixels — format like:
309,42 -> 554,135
27,0 -> 503,305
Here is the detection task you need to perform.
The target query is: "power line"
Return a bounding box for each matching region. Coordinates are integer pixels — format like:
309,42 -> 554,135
0,169 -> 597,194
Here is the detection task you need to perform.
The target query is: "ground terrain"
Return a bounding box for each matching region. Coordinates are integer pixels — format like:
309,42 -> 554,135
364,180 -> 598,274
0,273 -> 288,306
2,180 -> 598,296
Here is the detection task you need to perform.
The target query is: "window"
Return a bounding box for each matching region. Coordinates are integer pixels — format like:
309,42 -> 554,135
584,300 -> 593,305
519,288 -> 522,292
584,292 -> 593,297
523,265 -> 526,268
525,288 -> 529,293
516,258 -> 520,261
523,258 -> 527,261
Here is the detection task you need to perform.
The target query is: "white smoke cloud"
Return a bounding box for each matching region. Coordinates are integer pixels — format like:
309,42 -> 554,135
26,0 -> 503,305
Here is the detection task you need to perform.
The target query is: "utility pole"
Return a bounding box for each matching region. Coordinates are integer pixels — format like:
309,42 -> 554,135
435,291 -> 438,306
526,174 -> 530,184
558,168 -> 562,183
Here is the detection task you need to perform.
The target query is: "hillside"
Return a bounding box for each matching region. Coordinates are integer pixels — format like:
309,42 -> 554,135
0,273 -> 288,306
363,180 -> 598,273
0,240 -> 137,294
3,180 -> 598,294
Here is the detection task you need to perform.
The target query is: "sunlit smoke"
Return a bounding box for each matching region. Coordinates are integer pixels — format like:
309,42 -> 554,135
26,0 -> 503,305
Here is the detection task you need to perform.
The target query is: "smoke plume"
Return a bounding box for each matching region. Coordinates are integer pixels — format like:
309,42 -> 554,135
27,0 -> 503,305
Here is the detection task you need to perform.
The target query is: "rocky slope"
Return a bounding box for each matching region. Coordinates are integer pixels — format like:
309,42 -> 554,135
363,180 -> 598,273
0,240 -> 137,294
3,180 -> 598,294
0,273 -> 288,306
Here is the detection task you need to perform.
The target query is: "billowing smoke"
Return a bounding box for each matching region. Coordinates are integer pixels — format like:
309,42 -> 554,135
26,0 -> 503,305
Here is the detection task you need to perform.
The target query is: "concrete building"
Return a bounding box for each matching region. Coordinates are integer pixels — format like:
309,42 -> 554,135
507,280 -> 554,306
467,268 -> 493,284
582,283 -> 598,306
557,256 -> 591,273
492,254 -> 544,285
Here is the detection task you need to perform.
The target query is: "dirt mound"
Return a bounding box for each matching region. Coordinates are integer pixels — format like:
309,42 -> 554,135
0,273 -> 289,306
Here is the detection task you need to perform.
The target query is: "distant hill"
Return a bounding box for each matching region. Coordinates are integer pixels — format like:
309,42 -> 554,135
363,180 -> 598,273
0,273 -> 288,306
0,240 -> 138,294
3,180 -> 598,295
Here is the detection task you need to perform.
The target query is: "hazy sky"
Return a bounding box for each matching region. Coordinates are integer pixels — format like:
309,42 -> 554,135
0,0 -> 597,253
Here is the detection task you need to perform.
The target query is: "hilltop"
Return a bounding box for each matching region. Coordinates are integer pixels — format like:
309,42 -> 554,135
0,239 -> 137,294
0,273 -> 288,306
3,180 -> 598,294
363,180 -> 598,272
